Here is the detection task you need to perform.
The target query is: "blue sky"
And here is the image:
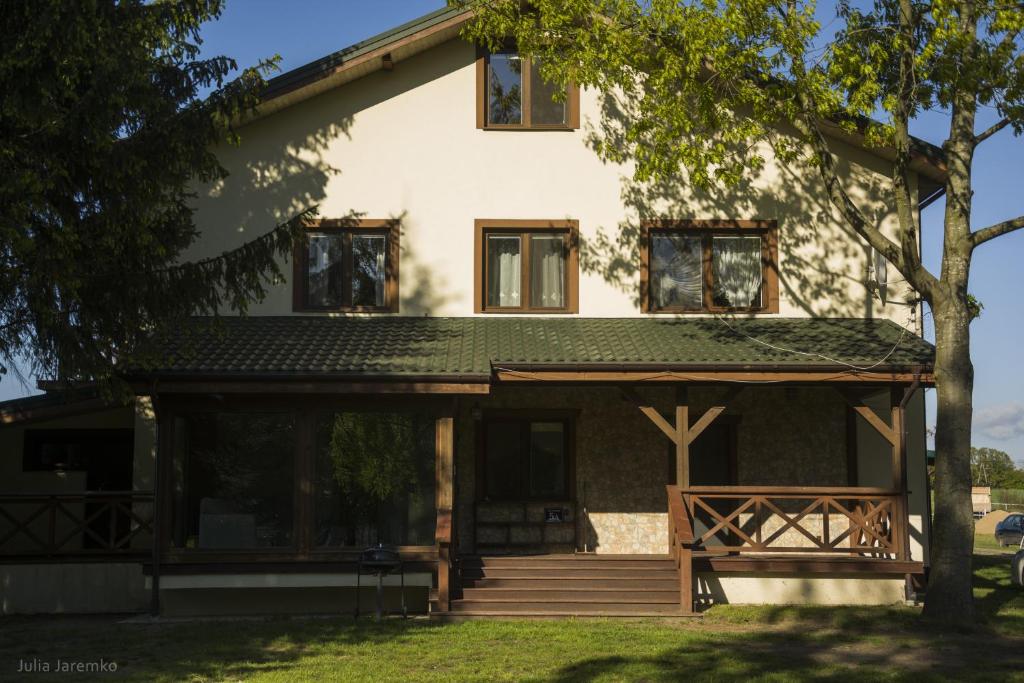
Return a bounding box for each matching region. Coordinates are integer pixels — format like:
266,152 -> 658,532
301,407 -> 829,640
3,1 -> 1022,461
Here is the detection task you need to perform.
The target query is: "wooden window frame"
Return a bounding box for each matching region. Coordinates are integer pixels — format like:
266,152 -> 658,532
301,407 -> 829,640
292,218 -> 400,313
640,219 -> 780,314
476,410 -> 578,503
474,219 -> 580,314
475,47 -> 580,130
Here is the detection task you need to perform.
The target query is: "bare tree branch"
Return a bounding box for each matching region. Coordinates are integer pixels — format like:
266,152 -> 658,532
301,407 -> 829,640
971,215 -> 1024,247
974,117 -> 1011,145
891,0 -> 932,293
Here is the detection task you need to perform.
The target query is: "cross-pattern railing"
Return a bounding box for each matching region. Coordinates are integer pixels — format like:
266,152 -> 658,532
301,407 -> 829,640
0,491 -> 154,559
679,486 -> 903,558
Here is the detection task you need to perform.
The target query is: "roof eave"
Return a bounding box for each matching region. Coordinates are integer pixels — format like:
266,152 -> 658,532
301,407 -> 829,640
240,8 -> 473,126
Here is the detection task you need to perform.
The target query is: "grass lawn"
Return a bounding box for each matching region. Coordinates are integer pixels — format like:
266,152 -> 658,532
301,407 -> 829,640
3,553 -> 1024,682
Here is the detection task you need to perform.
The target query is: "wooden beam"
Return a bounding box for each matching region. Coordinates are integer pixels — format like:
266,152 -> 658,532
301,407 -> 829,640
687,407 -> 724,445
436,417 -> 454,512
852,405 -> 898,446
136,381 -> 490,395
619,387 -> 680,445
835,389 -> 899,446
676,386 -> 689,488
495,369 -> 933,384
685,386 -> 744,444
435,415 -> 455,613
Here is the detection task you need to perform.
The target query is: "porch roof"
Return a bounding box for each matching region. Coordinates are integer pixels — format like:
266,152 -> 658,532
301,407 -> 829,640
128,316 -> 933,384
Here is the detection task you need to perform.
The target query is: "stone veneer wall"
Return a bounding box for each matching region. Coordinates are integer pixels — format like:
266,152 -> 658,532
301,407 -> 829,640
454,385 -> 852,555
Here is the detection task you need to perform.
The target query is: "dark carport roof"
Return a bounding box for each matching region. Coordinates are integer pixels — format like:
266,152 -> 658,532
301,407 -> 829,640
128,316 -> 934,382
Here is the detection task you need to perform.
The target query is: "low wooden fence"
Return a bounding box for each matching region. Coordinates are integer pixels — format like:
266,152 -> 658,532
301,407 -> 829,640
0,491 -> 154,560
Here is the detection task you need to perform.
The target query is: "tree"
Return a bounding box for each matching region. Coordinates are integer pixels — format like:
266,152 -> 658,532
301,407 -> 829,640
971,447 -> 1024,489
459,0 -> 1024,623
0,0 -> 312,392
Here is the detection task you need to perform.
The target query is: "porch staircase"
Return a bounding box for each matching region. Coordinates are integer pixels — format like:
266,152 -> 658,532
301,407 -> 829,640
430,554 -> 693,618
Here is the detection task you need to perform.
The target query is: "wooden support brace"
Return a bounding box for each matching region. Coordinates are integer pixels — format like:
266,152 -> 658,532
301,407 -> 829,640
835,388 -> 898,446
620,387 -> 680,445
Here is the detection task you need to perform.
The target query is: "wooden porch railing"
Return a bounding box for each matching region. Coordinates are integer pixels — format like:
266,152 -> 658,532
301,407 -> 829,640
436,507 -> 456,612
679,486 -> 904,558
0,491 -> 154,560
668,485 -> 909,612
667,485 -> 695,614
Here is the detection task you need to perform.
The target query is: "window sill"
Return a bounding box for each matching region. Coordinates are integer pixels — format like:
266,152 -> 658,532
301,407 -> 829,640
480,125 -> 577,132
477,308 -> 579,315
293,307 -> 397,314
646,309 -> 775,315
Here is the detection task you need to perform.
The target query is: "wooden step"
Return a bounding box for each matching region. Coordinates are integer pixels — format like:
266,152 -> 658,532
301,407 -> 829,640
431,610 -> 700,620
461,588 -> 680,602
464,556 -> 675,570
449,600 -> 682,614
461,567 -> 678,579
464,581 -> 679,589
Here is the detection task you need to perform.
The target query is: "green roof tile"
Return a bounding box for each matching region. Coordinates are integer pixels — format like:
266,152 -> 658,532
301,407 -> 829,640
130,317 -> 934,380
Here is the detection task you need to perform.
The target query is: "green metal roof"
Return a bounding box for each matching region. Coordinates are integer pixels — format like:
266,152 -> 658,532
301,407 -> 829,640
130,317 -> 934,381
261,6 -> 466,101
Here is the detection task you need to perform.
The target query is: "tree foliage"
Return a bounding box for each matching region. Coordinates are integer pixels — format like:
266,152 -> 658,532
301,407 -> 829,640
0,0 -> 312,391
328,413 -> 421,503
458,0 -> 1024,624
971,447 -> 1024,489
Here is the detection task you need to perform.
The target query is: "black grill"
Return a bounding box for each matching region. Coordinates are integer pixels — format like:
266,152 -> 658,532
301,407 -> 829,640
358,545 -> 402,574
355,544 -> 407,620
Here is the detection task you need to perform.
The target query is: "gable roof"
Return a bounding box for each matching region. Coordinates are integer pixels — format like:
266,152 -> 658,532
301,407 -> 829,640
0,387 -> 115,427
130,316 -> 934,386
249,6 -> 947,191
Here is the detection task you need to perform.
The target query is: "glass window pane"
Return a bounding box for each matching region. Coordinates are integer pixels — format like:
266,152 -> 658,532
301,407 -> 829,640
712,236 -> 763,308
529,235 -> 566,308
487,52 -> 523,125
314,412 -> 436,547
529,422 -> 566,498
651,235 -> 703,309
486,235 -> 522,307
173,413 -> 295,549
307,233 -> 344,308
530,59 -> 567,125
485,422 -> 522,500
352,234 -> 386,307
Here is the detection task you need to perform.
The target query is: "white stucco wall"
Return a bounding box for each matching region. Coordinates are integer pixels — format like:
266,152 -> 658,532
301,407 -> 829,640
190,37 -> 922,326
696,573 -> 907,605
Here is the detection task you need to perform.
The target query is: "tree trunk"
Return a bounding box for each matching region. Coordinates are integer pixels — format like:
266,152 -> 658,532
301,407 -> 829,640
923,296 -> 976,624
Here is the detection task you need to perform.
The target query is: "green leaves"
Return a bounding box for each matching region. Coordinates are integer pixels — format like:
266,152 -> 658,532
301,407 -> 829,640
0,0 -> 296,393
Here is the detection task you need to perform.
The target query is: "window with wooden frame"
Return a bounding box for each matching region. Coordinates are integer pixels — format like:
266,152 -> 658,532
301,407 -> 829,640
479,413 -> 576,502
640,220 -> 779,314
292,219 -> 399,312
474,219 -> 579,314
475,47 -> 580,130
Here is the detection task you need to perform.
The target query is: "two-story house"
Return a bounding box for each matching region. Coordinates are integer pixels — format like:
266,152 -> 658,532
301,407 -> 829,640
0,6 -> 942,617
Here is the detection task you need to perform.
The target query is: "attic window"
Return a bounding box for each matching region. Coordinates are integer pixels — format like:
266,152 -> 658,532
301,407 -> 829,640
476,49 -> 579,130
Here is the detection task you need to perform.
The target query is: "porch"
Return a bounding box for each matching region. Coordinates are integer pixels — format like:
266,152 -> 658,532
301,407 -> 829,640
0,316 -> 932,617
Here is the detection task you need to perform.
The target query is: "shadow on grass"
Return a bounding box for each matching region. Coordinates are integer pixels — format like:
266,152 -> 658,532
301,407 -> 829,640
3,554 -> 1024,682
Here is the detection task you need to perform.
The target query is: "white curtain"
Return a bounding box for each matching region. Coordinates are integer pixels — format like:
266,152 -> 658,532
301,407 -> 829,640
712,236 -> 762,307
352,235 -> 386,306
487,236 -> 521,306
651,235 -> 702,309
530,236 -> 565,308
307,233 -> 342,306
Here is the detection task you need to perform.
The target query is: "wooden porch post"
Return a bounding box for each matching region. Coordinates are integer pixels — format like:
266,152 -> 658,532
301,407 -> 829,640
435,415 -> 455,612
892,387 -> 913,568
676,385 -> 690,488
150,397 -> 172,617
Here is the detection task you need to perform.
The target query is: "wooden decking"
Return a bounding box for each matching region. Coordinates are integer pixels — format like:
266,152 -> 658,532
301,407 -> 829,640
430,554 -> 694,618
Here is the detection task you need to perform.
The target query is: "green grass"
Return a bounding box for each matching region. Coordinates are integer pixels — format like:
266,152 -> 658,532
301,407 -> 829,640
3,556 -> 1024,682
